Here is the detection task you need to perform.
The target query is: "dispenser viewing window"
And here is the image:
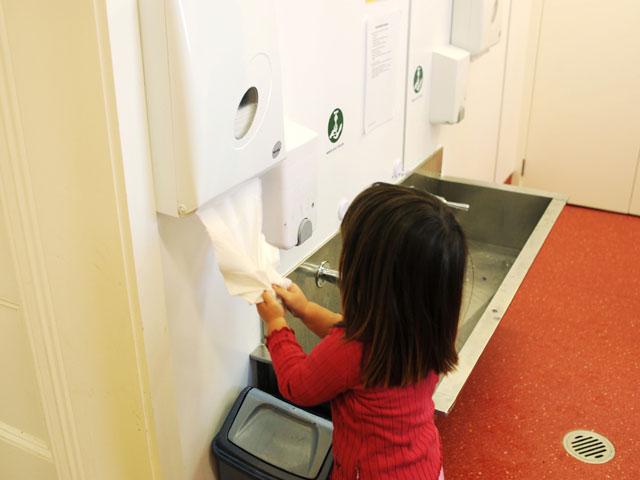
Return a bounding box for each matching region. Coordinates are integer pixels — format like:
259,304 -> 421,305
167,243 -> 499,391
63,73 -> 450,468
234,87 -> 259,140
138,0 -> 285,216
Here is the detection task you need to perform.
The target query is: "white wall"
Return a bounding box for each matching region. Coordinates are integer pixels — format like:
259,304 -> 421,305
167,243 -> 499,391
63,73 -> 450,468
404,0 -> 532,183
402,0 -> 452,173
106,1 -> 185,479
276,0 -> 411,271
494,0 -> 536,183
106,1 -> 535,479
156,215 -> 263,479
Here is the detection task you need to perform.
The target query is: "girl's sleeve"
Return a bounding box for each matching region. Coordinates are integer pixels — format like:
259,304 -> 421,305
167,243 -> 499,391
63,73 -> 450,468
265,327 -> 362,406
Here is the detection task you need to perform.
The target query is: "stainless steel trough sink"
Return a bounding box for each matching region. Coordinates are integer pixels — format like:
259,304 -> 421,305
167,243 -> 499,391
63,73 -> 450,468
252,173 -> 567,414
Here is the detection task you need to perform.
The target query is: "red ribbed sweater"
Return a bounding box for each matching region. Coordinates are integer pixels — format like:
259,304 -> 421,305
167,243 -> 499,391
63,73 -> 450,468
266,326 -> 442,480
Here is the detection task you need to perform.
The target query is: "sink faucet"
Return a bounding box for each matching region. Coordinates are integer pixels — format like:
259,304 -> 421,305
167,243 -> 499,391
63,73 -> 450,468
434,195 -> 470,212
299,261 -> 340,288
406,184 -> 470,211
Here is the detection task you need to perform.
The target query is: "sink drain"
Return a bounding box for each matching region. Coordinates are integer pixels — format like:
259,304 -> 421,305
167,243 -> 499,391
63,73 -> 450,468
563,430 -> 615,464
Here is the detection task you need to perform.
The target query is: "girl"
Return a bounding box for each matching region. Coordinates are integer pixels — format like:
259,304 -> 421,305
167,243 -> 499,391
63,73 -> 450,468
257,182 -> 467,479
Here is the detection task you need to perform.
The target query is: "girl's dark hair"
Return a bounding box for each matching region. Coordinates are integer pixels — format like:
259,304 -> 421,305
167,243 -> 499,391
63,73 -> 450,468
339,182 -> 467,388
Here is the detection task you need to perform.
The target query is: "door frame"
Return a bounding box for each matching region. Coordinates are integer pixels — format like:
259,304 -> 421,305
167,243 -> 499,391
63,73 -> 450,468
0,3 -> 84,476
0,1 -> 184,478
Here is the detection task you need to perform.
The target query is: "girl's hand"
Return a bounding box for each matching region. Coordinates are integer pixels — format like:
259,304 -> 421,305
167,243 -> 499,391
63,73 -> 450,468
257,291 -> 288,335
273,283 -> 309,319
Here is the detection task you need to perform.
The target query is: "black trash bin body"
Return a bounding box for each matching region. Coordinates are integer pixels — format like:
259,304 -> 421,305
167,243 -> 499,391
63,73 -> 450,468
212,387 -> 333,480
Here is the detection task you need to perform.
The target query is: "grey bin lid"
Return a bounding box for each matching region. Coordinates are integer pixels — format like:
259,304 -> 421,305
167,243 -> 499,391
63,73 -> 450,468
228,389 -> 333,479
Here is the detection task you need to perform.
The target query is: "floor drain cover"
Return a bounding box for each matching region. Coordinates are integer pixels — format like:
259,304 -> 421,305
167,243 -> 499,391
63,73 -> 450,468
563,430 -> 615,464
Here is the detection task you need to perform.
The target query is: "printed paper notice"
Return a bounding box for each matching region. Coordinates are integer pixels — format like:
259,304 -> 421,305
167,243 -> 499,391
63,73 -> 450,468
364,10 -> 401,134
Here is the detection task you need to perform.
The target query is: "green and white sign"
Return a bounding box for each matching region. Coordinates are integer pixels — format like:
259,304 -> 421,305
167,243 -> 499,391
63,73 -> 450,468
413,65 -> 424,94
327,108 -> 344,143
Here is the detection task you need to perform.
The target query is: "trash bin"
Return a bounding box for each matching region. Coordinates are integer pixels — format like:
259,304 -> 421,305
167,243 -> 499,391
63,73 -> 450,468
212,387 -> 334,480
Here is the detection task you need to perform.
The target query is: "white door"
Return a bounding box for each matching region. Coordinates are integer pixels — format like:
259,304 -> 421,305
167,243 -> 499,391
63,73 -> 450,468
0,196 -> 58,479
631,167 -> 640,215
523,0 -> 640,213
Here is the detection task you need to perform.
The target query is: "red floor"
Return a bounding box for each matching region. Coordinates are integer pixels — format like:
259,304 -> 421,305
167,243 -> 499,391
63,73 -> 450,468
436,206 -> 640,479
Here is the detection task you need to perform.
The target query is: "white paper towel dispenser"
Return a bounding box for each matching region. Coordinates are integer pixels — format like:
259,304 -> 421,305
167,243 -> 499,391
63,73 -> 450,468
139,0 -> 284,216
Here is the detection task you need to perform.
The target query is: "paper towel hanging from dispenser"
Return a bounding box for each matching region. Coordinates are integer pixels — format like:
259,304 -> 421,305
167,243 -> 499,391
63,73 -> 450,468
138,0 -> 285,216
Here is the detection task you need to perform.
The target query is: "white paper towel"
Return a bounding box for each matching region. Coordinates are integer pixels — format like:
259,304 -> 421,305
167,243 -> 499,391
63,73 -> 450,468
197,178 -> 291,304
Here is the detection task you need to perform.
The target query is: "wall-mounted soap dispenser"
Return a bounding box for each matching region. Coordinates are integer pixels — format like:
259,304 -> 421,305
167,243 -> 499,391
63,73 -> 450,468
429,46 -> 470,125
138,0 -> 284,216
262,120 -> 319,249
451,0 -> 503,56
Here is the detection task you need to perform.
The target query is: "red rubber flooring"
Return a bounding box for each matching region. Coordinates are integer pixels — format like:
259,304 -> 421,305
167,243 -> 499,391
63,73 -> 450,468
436,206 -> 640,479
